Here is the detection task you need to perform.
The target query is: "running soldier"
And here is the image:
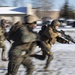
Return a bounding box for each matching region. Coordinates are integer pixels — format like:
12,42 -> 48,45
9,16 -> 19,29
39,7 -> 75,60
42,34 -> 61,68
0,19 -> 7,61
30,20 -> 69,70
6,15 -> 39,75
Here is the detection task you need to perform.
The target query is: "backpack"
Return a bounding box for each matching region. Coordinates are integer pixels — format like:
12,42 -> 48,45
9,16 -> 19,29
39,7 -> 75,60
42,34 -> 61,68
39,25 -> 52,41
39,25 -> 49,37
9,25 -> 22,41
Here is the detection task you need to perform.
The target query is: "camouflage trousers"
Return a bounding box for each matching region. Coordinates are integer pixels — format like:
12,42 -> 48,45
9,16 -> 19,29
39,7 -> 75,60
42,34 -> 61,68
30,50 -> 53,69
6,44 -> 34,75
29,41 -> 54,69
44,53 -> 53,69
0,41 -> 6,60
6,56 -> 34,75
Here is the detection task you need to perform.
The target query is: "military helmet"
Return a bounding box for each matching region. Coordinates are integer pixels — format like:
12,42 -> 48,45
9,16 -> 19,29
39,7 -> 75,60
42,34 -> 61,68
24,15 -> 39,24
51,20 -> 60,27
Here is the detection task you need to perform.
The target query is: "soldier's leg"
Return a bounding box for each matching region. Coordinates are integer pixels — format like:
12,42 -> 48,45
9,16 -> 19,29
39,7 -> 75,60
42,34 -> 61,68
30,50 -> 46,60
29,41 -> 46,60
44,52 -> 53,70
6,57 -> 23,75
22,57 -> 34,75
1,43 -> 7,61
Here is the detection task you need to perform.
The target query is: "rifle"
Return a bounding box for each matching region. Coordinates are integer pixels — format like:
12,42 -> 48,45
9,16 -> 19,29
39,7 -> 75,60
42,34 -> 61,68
4,32 -> 11,43
57,30 -> 75,43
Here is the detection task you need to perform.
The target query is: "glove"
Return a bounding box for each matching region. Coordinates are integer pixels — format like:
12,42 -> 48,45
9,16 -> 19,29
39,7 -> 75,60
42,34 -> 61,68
63,40 -> 69,44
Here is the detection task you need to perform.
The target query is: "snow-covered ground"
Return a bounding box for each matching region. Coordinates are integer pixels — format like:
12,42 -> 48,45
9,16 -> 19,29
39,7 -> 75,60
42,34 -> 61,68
0,28 -> 75,75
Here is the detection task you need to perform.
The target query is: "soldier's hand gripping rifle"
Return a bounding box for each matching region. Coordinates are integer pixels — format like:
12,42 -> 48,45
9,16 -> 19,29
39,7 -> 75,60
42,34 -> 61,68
57,30 -> 75,43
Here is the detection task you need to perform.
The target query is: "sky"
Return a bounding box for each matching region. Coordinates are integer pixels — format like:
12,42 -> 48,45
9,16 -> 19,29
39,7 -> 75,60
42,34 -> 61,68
2,0 -> 75,10
52,0 -> 75,10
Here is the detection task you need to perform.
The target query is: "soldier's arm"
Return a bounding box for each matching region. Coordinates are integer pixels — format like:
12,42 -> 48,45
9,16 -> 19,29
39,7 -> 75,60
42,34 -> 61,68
28,42 -> 37,55
44,28 -> 60,39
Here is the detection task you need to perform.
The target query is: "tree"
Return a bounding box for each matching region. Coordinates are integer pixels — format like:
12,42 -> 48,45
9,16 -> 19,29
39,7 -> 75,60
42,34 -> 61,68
32,0 -> 53,18
59,0 -> 75,19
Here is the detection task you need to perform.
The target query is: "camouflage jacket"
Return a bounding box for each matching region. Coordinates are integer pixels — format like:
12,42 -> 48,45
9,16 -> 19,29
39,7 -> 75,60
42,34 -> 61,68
8,24 -> 38,57
39,26 -> 68,48
9,24 -> 38,46
9,24 -> 38,42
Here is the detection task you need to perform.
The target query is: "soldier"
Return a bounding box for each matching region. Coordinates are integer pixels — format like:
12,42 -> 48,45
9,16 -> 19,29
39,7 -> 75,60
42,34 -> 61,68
30,20 -> 69,70
6,15 -> 39,75
0,19 -> 7,61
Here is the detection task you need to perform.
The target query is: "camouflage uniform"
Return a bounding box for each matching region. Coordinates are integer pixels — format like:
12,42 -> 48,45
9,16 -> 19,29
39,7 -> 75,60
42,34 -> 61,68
31,20 -> 69,70
6,15 -> 39,75
0,19 -> 7,61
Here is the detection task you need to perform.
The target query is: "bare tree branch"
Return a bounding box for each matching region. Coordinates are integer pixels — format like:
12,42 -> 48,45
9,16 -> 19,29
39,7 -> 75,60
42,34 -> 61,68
12,0 -> 25,7
32,0 -> 53,18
